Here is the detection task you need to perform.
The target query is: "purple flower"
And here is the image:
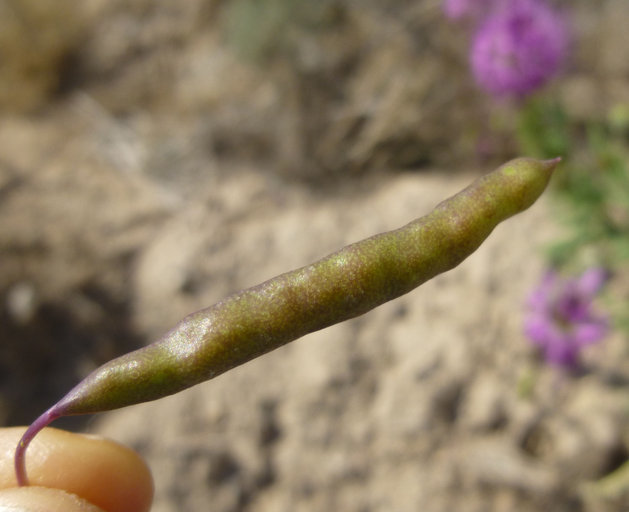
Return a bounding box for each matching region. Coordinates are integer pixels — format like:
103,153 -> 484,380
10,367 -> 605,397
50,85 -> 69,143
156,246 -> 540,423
524,268 -> 609,369
470,0 -> 569,98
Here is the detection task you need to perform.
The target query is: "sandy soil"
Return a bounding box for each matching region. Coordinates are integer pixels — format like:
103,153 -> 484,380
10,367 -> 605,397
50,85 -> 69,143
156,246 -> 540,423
1,1 -> 629,511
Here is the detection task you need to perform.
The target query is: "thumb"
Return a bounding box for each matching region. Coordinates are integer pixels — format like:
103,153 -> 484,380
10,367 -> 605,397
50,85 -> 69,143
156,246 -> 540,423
0,486 -> 105,512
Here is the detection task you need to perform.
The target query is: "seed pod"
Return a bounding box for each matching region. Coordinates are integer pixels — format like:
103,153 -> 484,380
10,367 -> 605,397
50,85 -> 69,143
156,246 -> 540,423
15,157 -> 559,485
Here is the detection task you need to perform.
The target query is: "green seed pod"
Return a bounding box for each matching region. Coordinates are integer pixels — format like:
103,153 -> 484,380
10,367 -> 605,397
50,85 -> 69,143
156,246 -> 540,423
15,157 -> 559,485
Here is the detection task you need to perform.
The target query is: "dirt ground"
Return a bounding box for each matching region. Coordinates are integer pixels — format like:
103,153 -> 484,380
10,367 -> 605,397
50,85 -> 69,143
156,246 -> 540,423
2,1 -> 629,511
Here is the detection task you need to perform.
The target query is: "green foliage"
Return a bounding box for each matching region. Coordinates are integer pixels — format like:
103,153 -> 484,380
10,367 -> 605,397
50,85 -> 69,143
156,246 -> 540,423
516,97 -> 570,160
516,98 -> 629,271
517,96 -> 629,337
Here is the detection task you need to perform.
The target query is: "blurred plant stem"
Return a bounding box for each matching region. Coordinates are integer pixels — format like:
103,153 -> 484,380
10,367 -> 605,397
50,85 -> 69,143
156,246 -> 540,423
516,96 -> 629,337
581,459 -> 629,510
516,97 -> 629,270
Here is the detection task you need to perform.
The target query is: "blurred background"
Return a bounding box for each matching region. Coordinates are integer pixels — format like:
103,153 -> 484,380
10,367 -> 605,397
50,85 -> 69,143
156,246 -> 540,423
1,0 -> 628,510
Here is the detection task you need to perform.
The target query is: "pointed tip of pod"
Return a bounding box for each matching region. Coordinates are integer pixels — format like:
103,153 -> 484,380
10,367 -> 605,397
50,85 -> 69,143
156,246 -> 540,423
532,156 -> 562,180
501,156 -> 562,176
541,156 -> 562,168
491,156 -> 561,218
530,155 -> 562,183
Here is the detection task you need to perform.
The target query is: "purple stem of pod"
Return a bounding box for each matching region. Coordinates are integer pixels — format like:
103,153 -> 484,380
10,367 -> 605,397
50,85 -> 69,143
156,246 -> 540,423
15,405 -> 64,486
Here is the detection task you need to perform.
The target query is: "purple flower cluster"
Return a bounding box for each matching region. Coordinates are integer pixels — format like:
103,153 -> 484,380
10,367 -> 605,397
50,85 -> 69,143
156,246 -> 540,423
524,268 -> 608,370
444,0 -> 569,98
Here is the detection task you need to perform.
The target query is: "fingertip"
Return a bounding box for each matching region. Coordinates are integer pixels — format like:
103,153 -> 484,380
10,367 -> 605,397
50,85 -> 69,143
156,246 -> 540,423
1,427 -> 153,512
0,486 -> 105,512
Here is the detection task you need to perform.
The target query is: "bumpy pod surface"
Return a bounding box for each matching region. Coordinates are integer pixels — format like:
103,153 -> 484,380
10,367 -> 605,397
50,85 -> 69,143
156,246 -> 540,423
15,157 -> 559,485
